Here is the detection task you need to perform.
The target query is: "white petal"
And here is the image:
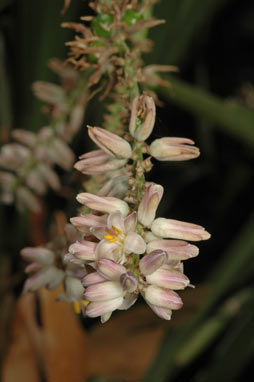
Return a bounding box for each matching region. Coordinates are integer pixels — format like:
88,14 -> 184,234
124,232 -> 146,254
86,297 -> 124,317
107,211 -> 125,232
84,281 -> 123,301
124,212 -> 137,233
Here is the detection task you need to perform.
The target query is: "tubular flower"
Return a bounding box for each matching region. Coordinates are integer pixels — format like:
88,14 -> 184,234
88,126 -> 132,159
129,95 -> 156,141
149,137 -> 200,161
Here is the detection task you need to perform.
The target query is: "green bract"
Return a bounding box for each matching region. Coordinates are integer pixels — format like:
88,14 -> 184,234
91,13 -> 114,38
122,9 -> 142,26
87,41 -> 105,63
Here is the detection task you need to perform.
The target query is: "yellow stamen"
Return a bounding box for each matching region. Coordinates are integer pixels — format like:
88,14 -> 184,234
74,301 -> 81,314
112,226 -> 122,234
73,300 -> 89,314
104,225 -> 123,242
81,300 -> 89,308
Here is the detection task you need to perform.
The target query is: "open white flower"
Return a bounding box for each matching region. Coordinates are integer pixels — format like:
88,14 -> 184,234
93,211 -> 146,264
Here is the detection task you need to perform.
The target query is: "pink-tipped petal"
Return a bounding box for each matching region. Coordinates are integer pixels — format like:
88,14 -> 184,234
129,95 -> 156,141
149,137 -> 200,161
139,250 -> 167,276
85,297 -> 124,318
96,259 -> 126,280
151,218 -> 211,241
124,232 -> 146,255
88,126 -> 132,159
82,272 -> 106,287
120,272 -> 138,293
144,285 -> 183,310
146,269 -> 190,290
138,184 -> 164,226
147,303 -> 172,320
124,212 -> 137,233
147,240 -> 199,260
76,193 -> 129,217
21,247 -> 54,265
107,211 -> 125,232
84,281 -> 123,302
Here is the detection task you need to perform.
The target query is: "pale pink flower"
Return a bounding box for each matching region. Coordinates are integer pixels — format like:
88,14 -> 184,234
94,211 -> 146,264
149,137 -> 200,161
151,218 -> 211,241
138,184 -> 164,226
74,149 -> 127,175
76,193 -> 129,217
88,126 -> 132,159
129,95 -> 156,141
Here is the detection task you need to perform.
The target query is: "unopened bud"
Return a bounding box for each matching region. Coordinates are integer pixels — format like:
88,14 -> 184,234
139,250 -> 167,276
138,184 -> 163,226
88,126 -> 132,159
129,95 -> 156,141
149,137 -> 200,161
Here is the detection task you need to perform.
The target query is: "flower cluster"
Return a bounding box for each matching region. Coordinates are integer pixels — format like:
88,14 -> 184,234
0,60 -> 88,211
68,184 -> 209,322
19,1 -> 211,325
64,94 -> 210,322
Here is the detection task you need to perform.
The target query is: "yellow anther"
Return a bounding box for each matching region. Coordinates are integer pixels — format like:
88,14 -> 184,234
81,300 -> 89,308
74,301 -> 81,314
112,226 -> 122,235
74,300 -> 89,314
104,226 -> 123,242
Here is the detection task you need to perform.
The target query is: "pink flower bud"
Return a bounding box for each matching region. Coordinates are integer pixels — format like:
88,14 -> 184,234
129,95 -> 156,141
149,137 -> 200,161
120,272 -> 138,292
88,126 -> 132,159
147,303 -> 172,320
76,193 -> 129,216
138,184 -> 164,226
85,296 -> 124,318
147,240 -> 199,260
144,285 -> 183,310
49,138 -> 75,170
146,269 -> 190,290
74,149 -> 127,175
23,266 -> 65,292
68,240 -> 97,261
21,247 -> 54,265
139,250 -> 167,276
151,218 -> 211,241
70,214 -> 107,233
32,81 -> 65,104
82,272 -> 106,287
0,144 -> 30,170
12,129 -> 37,147
84,281 -> 123,301
96,259 -> 126,280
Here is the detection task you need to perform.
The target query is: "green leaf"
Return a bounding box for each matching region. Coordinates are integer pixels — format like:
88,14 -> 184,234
157,76 -> 254,147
